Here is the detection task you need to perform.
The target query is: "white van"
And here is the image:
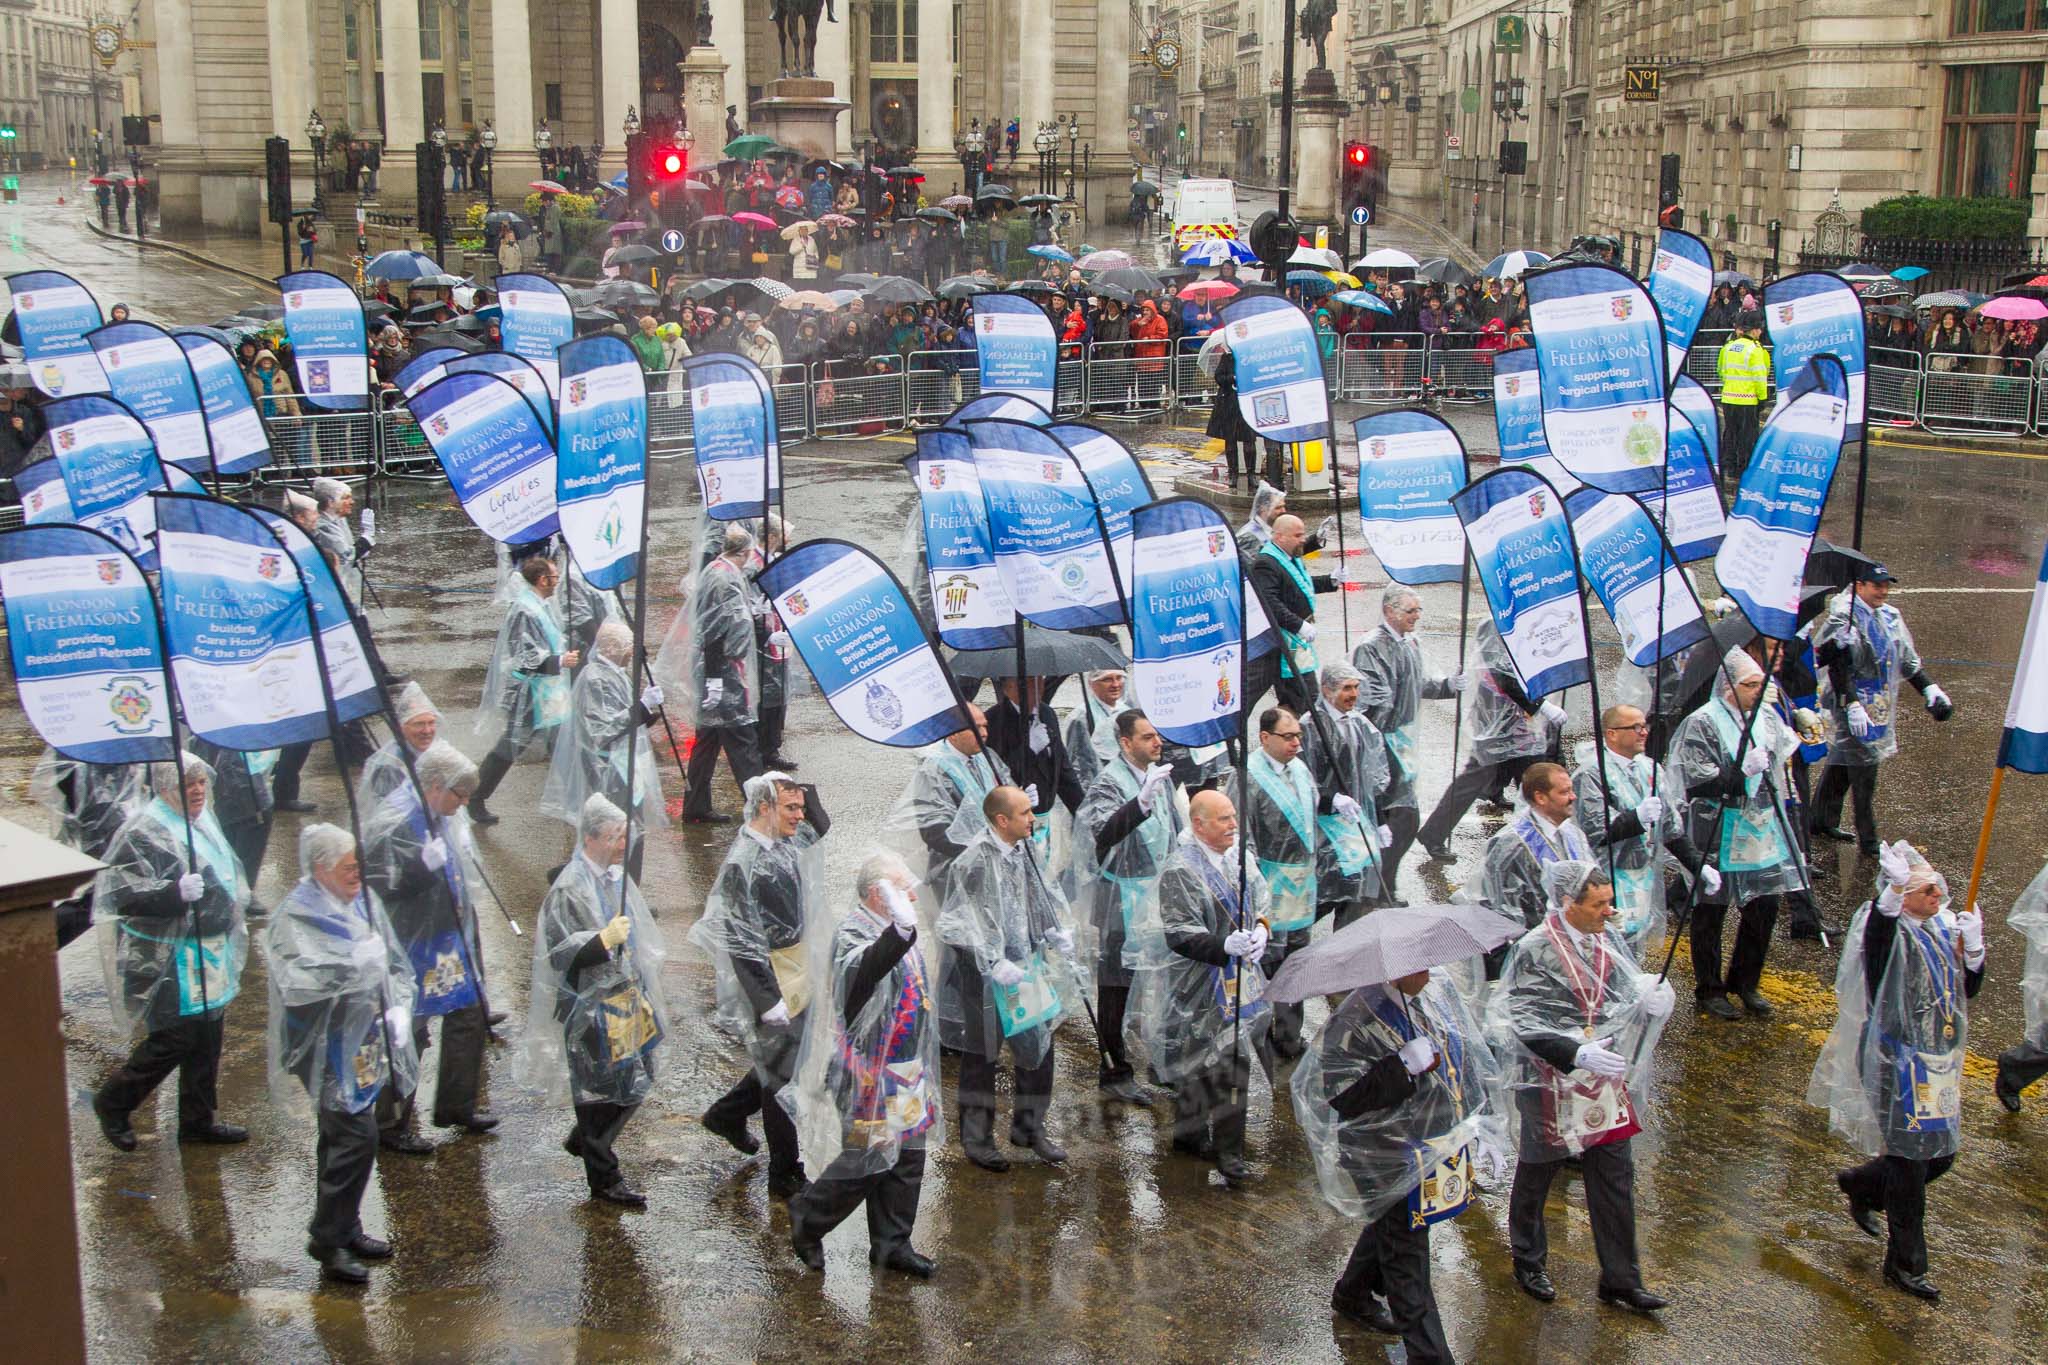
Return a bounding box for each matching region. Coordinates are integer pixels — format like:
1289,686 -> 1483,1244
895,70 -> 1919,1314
1172,178 -> 1240,253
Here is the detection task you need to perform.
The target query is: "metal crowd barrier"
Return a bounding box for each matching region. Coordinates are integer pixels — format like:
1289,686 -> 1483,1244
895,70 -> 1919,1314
1866,347 -> 1923,427
1174,344 -> 1216,411
257,409 -> 378,483
1425,345 -> 1494,404
1054,355 -> 1088,417
1338,333 -> 1426,404
1921,355 -> 2034,437
1684,329 -> 1732,397
374,391 -> 444,479
1084,340 -> 1175,421
907,350 -> 980,424
811,356 -> 909,439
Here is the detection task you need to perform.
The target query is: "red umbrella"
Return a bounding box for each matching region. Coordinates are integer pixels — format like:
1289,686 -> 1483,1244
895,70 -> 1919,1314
775,186 -> 805,209
529,179 -> 568,194
86,174 -> 116,187
732,211 -> 777,229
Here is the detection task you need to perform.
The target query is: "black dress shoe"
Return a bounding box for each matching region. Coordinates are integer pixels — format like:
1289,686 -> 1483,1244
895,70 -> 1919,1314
791,1234 -> 825,1270
682,812 -> 736,825
1331,1292 -> 1397,1333
963,1141 -> 1012,1172
1099,1076 -> 1152,1107
1010,1127 -> 1068,1163
1812,824 -> 1855,843
1514,1266 -> 1557,1302
1269,1036 -> 1307,1061
875,1246 -> 935,1278
468,803 -> 501,827
1699,995 -> 1742,1021
1995,1062 -> 2024,1114
1836,1172 -> 1884,1239
380,1130 -> 435,1155
1216,1158 -> 1257,1187
768,1168 -> 810,1200
563,1128 -> 586,1157
308,1241 -> 371,1284
93,1099 -> 137,1152
1420,841 -> 1451,861
1884,1265 -> 1940,1302
592,1183 -> 648,1208
1858,842 -> 1882,858
487,1010 -> 509,1027
1598,1285 -> 1669,1313
765,755 -> 800,772
349,1234 -> 393,1260
178,1121 -> 249,1145
703,1110 -> 760,1154
275,798 -> 317,814
1738,991 -> 1775,1017
432,1111 -> 499,1134
1171,1136 -> 1217,1161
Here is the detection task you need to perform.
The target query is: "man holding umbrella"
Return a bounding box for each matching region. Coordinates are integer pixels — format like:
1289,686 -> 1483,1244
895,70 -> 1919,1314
1278,901 -> 1516,1358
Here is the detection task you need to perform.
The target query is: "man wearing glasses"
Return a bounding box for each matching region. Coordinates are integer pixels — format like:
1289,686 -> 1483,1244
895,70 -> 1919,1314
1234,707 -> 1320,1057
1572,705 -> 1720,960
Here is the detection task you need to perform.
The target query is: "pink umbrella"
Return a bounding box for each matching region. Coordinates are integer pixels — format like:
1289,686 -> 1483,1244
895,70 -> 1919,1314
817,213 -> 857,228
1179,279 -> 1240,302
732,211 -> 777,229
1978,295 -> 2048,321
609,219 -> 647,235
528,179 -> 568,194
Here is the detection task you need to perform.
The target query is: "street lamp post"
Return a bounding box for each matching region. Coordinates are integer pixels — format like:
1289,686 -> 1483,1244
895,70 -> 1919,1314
306,109 -> 327,218
1065,114 -> 1079,201
1033,123 -> 1056,197
478,121 -> 497,209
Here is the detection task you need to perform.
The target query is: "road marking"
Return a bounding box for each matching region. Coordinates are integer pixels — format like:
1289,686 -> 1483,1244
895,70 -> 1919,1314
1890,587 -> 2035,594
1872,435 -> 2048,462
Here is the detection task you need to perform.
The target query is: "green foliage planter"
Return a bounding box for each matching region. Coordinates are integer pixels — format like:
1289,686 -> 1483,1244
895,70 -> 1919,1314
1860,196 -> 2027,243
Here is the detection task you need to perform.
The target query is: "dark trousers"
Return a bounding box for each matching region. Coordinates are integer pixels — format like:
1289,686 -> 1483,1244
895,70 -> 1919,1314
376,1003 -> 487,1131
758,702 -> 788,761
272,741 -> 314,804
1509,1140 -> 1643,1293
1418,753 -> 1547,851
1690,894 -> 1777,999
682,722 -> 764,818
1268,927 -> 1313,1054
1218,434 -> 1255,486
225,815 -> 274,900
957,958 -> 1056,1138
1839,1153 -> 1954,1277
1335,1203 -> 1453,1365
1097,981 -> 1135,1080
97,1013 -> 226,1129
1721,402 -> 1760,478
1814,761 -> 1880,848
1379,805 -> 1421,898
572,1100 -> 637,1192
1999,1035 -> 2048,1094
790,1144 -> 926,1257
1172,1048 -> 1252,1163
704,1034 -> 802,1179
310,1103 -> 380,1250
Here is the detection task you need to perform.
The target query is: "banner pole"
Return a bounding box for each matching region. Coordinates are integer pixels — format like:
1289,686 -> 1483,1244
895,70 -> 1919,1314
1452,553 -> 1471,769
616,445 -> 653,923
1964,766 -> 2006,917
151,594 -> 209,1018
612,587 -> 687,771
1324,413 -> 1351,653
1556,510 -> 1617,890
1851,436 -> 1869,550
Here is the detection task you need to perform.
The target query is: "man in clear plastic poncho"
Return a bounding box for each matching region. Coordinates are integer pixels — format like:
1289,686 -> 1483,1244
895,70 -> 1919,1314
939,786 -> 1079,1170
89,756 -> 252,1152
1995,853 -> 2048,1112
1417,618 -> 1565,861
1571,703 -> 1719,959
30,748 -> 142,946
1809,564 -> 1954,856
1249,514 -> 1337,713
362,741 -> 494,1150
264,823 -> 419,1284
1473,762 -> 1590,978
1231,705 -> 1319,1058
1810,843 -> 1986,1302
359,681 -> 443,808
697,771 -> 830,1201
561,553 -> 614,663
666,523 -> 765,823
188,736 -> 279,909
1075,707 -> 1183,1106
1352,586 -> 1465,899
519,795 -> 670,1208
1299,664 -> 1395,925
788,850 -> 942,1279
541,619 -> 669,878
1149,789 -> 1284,1188
471,553 -> 583,826
1670,647 -> 1805,1021
1293,963 -> 1508,1359
747,513 -> 799,769
1062,669 -> 1129,793
311,476 -> 369,607
1490,860 -> 1675,1313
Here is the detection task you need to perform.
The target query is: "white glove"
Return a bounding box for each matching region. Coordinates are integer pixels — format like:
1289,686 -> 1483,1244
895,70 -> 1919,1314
1879,840 -> 1914,889
1223,928 -> 1257,957
1332,793 -> 1363,823
1539,701 -> 1569,728
384,1005 -> 410,1037
1956,904 -> 1986,967
1447,671 -> 1469,691
1710,595 -> 1738,619
421,836 -> 449,871
1699,865 -> 1723,896
641,684 -> 665,711
1399,1035 -> 1438,1075
767,630 -> 792,650
177,872 -> 205,903
1021,783 -> 1040,807
1316,515 -> 1338,543
1574,1039 -> 1627,1078
1047,926 -> 1075,955
605,863 -> 624,884
1298,621 -> 1318,643
1741,746 -> 1772,777
1137,761 -> 1173,814
704,678 -> 725,703
1846,702 -> 1873,739
1634,796 -> 1665,827
1762,680 -> 1781,707
883,882 -> 919,933
599,914 -> 632,949
1635,974 -> 1676,1020
1028,718 -> 1051,753
1378,823 -> 1394,849
1248,923 -> 1270,959
989,959 -> 1027,988
762,1000 -> 791,1026
1925,683 -> 1950,712
360,508 -> 376,538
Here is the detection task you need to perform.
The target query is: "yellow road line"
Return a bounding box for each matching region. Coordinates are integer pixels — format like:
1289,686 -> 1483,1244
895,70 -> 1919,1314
1872,434 -> 2048,462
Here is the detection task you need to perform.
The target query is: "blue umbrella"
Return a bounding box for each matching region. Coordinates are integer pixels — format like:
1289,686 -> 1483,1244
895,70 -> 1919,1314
1182,237 -> 1257,265
608,170 -> 628,190
1330,289 -> 1394,315
1890,265 -> 1930,282
1286,270 -> 1339,295
363,250 -> 445,281
1027,244 -> 1074,264
1484,249 -> 1550,278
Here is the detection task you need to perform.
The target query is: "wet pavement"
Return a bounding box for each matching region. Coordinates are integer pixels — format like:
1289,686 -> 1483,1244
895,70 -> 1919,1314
7,172 -> 2048,1362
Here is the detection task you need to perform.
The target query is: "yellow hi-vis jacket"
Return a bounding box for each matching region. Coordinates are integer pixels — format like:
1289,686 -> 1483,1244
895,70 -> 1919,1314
1717,335 -> 1770,405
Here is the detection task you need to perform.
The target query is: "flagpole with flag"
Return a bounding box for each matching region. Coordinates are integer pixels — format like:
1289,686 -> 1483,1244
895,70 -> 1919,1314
1964,538 -> 2048,912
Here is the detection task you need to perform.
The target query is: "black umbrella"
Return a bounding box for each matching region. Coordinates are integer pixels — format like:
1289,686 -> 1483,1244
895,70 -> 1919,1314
445,314 -> 493,335
865,275 -> 935,305
976,183 -> 1016,203
481,210 -> 531,238
916,206 -> 960,224
362,300 -> 398,325
407,326 -> 486,354
834,272 -> 885,290
1675,591 -> 1835,716
683,278 -> 737,301
1130,179 -> 1162,197
1806,538 -> 1880,591
1413,257 -> 1476,287
1867,303 -> 1911,322
947,624 -> 1128,681
593,279 -> 659,308
608,243 -> 660,265
937,274 -> 997,299
1713,269 -> 1755,288
1009,279 -> 1055,294
405,302 -> 453,324
886,166 -> 926,180
1094,265 -> 1167,295
1090,282 -> 1135,303
234,301 -> 287,321
690,214 -> 733,231
572,306 -> 622,331
173,325 -> 239,349
1017,193 -> 1060,208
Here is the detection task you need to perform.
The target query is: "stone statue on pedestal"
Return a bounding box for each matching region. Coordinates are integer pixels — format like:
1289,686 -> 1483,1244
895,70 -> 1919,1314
769,0 -> 839,79
1298,0 -> 1338,72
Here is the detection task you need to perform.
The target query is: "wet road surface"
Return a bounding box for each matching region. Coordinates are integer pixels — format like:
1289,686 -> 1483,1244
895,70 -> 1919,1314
6,174 -> 2048,1362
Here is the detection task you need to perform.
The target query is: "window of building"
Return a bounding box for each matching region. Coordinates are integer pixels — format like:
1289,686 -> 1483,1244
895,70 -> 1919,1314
870,0 -> 919,65
1951,0 -> 2048,33
418,0 -> 441,63
1940,63 -> 2041,198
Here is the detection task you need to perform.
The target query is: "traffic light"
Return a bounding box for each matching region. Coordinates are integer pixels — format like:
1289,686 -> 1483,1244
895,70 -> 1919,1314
264,136 -> 292,226
1341,141 -> 1369,208
0,125 -> 15,142
414,140 -> 445,238
1176,122 -> 1187,144
653,142 -> 689,186
625,131 -> 650,208
1658,152 -> 1682,229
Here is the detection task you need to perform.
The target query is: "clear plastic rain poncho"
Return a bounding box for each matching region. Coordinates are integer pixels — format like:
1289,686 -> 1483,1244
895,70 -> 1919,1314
652,551 -> 760,730
1813,587 -> 1922,766
1141,831 -> 1274,1084
691,783 -> 826,1079
1074,754 -> 1185,983
1466,618 -> 1558,764
188,737 -> 277,834
2013,855 -> 2048,1054
1227,749 -> 1320,934
786,871 -> 944,1180
1669,679 -> 1804,904
1570,740 -> 1690,956
1291,979 -> 1510,1223
477,575 -> 573,752
936,827 -> 1081,1070
361,774 -> 483,1020
1299,688 -> 1392,908
95,757 -> 250,1040
561,559 -> 615,654
1236,482 -> 1284,555
1474,808 -> 1592,934
882,741 -> 1012,903
1486,862 -> 1665,1162
263,829 -> 420,1116
1807,877 -> 1970,1161
1352,621 -> 1460,812
30,748 -> 142,859
312,508 -> 364,604
359,683 -> 440,809
1061,680 -> 1128,793
539,644 -> 667,831
517,837 -> 670,1107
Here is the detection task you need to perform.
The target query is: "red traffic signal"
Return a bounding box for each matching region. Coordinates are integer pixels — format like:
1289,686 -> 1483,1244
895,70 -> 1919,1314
1344,142 -> 1369,169
653,146 -> 688,182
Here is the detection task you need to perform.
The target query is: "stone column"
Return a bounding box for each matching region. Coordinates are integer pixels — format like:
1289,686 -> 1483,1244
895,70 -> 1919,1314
149,0 -> 198,145
916,0 -> 953,172
813,7 -> 851,152
378,0 -> 425,148
490,0 -> 535,151
596,0 -> 638,170
1091,0 -> 1131,224
1290,72 -> 1351,229
266,0 -> 316,140
708,0 -> 747,119
680,46 -> 732,167
1019,3 -> 1053,136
